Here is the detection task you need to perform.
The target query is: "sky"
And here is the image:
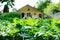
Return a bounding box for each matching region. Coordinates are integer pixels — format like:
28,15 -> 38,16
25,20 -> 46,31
14,0 -> 60,10
0,0 -> 60,11
14,0 -> 38,10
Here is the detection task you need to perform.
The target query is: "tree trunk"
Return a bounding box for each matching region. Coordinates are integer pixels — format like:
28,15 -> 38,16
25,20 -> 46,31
3,4 -> 9,13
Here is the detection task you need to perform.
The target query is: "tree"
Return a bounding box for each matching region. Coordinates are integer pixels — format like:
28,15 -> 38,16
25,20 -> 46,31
37,0 -> 51,12
44,2 -> 60,15
43,2 -> 60,19
3,4 -> 9,12
0,0 -> 14,13
44,3 -> 55,15
54,2 -> 60,13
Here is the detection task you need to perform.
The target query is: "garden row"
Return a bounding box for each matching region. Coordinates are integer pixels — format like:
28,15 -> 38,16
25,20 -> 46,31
0,12 -> 60,40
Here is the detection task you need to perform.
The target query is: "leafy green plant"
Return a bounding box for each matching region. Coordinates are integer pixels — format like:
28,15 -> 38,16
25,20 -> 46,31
0,15 -> 60,40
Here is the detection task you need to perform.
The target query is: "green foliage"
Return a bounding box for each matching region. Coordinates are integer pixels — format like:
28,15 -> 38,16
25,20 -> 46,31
0,12 -> 20,22
44,2 -> 60,15
0,15 -> 60,40
0,0 -> 14,6
0,0 -> 15,13
0,0 -> 14,2
55,2 -> 60,11
44,3 -> 55,14
53,2 -> 60,13
37,0 -> 60,15
37,0 -> 51,12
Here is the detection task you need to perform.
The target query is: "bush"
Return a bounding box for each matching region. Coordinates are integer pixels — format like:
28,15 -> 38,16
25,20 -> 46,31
0,17 -> 60,40
0,12 -> 20,20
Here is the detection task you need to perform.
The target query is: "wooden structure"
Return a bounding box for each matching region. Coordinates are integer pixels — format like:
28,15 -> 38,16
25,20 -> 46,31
17,5 -> 43,19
